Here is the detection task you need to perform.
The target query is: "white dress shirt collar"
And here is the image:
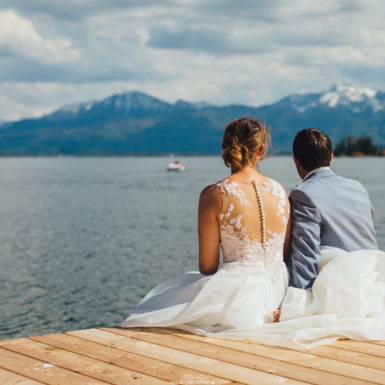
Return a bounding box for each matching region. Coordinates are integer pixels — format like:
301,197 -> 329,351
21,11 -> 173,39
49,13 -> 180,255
303,166 -> 330,181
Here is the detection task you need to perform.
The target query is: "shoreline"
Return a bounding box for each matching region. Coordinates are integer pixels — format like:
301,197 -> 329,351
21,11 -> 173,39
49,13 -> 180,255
1,153 -> 385,158
0,153 -> 292,157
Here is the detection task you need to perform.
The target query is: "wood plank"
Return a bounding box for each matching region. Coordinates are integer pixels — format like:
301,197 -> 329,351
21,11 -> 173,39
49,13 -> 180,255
31,333 -> 232,385
332,340 -> 385,357
107,327 -> 375,385
307,345 -> 385,371
135,327 -> 385,384
68,328 -> 308,385
0,368 -> 44,385
371,340 -> 385,346
0,347 -> 106,385
4,326 -> 384,385
1,337 -> 167,385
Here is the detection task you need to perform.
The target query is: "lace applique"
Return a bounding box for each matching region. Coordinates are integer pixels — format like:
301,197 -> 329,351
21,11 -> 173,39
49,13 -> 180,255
216,179 -> 252,207
230,214 -> 243,230
220,229 -> 285,265
220,213 -> 248,240
219,204 -> 234,221
219,203 -> 248,240
261,179 -> 288,224
216,177 -> 286,266
266,229 -> 285,247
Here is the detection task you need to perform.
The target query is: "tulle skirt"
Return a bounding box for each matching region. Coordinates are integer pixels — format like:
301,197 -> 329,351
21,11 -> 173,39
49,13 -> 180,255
120,247 -> 385,350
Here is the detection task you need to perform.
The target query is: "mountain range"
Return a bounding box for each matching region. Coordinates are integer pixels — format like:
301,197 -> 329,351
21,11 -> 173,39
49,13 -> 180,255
1,84 -> 385,154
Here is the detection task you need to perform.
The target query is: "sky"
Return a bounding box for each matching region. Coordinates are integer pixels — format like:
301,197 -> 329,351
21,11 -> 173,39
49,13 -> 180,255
0,0 -> 385,121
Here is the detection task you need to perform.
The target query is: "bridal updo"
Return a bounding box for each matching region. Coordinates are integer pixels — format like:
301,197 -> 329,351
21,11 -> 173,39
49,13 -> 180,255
222,117 -> 270,169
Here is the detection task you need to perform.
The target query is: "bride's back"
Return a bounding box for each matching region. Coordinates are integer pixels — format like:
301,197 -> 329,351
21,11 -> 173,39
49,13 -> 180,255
216,175 -> 289,265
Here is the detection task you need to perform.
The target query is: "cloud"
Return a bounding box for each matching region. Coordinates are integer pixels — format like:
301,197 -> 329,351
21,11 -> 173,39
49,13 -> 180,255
0,8 -> 169,83
0,0 -> 385,121
147,25 -> 272,54
0,10 -> 79,64
148,26 -> 226,52
0,0 -> 168,21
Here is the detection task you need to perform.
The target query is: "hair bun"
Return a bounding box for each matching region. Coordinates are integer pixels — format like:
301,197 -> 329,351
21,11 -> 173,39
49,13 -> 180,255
222,142 -> 244,170
222,117 -> 270,169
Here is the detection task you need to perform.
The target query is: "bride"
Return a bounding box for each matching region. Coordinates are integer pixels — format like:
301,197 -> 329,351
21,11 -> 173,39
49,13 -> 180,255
121,117 -> 385,349
121,118 -> 290,329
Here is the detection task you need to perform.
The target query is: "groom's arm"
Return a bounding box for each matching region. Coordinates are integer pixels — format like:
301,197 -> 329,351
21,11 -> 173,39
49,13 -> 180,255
288,189 -> 321,289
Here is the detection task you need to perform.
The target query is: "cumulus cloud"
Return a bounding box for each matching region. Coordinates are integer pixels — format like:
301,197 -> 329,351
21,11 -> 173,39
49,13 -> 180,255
0,10 -> 78,64
147,25 -> 272,54
0,0 -> 384,121
0,0 -> 166,20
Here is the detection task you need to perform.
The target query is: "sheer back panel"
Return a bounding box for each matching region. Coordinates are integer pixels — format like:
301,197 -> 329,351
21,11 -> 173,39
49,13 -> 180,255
216,178 -> 289,265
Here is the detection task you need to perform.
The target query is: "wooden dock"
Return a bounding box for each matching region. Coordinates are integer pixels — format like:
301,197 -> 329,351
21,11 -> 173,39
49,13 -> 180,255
1,327 -> 385,384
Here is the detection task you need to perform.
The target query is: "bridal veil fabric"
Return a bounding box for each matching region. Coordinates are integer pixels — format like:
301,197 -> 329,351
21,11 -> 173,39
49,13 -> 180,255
121,178 -> 385,350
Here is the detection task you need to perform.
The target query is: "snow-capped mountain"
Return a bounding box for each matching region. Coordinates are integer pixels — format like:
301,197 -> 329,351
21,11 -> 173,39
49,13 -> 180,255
57,91 -> 209,117
1,85 -> 385,154
281,84 -> 385,114
56,91 -> 173,117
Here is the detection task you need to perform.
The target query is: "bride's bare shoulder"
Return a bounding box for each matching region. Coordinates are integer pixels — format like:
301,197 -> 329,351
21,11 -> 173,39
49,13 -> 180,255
200,182 -> 220,199
200,176 -> 229,195
199,181 -> 223,212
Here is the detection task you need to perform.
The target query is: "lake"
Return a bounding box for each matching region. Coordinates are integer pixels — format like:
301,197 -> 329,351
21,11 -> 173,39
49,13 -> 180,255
0,156 -> 384,340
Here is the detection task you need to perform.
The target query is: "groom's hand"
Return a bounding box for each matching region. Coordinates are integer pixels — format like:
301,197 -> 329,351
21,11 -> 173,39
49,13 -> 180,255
273,309 -> 281,323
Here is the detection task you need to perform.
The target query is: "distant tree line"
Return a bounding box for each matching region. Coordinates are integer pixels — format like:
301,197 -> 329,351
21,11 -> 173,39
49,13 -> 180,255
334,135 -> 382,156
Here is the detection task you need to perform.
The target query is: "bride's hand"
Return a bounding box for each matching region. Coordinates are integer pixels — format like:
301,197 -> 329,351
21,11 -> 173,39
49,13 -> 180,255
273,309 -> 281,323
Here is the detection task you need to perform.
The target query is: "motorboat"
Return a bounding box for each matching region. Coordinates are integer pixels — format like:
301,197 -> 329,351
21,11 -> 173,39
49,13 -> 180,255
167,160 -> 186,172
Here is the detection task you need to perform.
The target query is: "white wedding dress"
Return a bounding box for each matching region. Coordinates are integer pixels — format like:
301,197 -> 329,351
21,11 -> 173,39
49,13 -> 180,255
121,177 -> 385,350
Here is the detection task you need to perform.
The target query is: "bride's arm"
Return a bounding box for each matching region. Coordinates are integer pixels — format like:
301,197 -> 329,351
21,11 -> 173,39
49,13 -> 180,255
198,185 -> 220,275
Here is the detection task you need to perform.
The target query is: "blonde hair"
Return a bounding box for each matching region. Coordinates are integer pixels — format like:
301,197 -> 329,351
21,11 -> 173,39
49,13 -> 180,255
222,117 -> 270,169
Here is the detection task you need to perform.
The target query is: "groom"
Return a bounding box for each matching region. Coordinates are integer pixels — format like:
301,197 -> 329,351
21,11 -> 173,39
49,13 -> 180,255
287,128 -> 378,290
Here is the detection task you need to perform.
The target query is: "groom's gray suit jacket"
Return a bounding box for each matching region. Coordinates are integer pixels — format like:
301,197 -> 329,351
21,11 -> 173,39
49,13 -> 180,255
288,168 -> 378,289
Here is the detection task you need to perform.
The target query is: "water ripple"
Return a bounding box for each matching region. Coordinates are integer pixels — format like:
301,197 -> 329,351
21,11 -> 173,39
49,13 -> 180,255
0,156 -> 384,340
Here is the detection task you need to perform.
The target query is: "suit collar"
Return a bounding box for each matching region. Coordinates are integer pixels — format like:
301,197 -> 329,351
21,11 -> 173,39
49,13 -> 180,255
303,167 -> 335,181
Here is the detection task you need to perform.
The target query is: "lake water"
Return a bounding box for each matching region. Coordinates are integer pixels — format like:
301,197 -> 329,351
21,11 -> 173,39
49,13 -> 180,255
0,156 -> 384,340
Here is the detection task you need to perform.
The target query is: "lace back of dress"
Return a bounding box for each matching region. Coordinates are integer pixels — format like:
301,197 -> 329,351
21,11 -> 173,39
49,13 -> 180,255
216,177 -> 288,265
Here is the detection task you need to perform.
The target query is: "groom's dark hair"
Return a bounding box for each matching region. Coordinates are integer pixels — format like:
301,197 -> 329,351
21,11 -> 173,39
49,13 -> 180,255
293,128 -> 332,171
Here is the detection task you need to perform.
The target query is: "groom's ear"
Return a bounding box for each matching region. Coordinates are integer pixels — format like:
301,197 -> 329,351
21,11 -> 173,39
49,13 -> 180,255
293,155 -> 301,169
330,153 -> 334,165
